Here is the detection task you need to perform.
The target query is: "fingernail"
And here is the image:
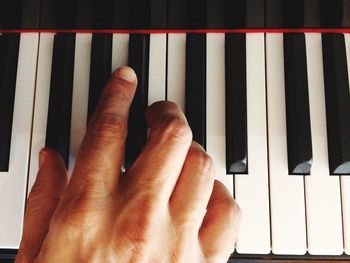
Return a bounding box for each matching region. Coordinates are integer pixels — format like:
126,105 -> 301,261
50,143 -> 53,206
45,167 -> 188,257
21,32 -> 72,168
115,67 -> 137,83
39,149 -> 47,168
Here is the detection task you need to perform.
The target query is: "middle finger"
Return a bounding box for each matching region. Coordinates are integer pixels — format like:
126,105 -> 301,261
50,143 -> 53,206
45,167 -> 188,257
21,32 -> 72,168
125,101 -> 193,201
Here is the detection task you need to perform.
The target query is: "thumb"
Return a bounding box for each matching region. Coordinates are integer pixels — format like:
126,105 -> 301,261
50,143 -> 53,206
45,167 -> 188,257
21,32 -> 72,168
16,148 -> 68,263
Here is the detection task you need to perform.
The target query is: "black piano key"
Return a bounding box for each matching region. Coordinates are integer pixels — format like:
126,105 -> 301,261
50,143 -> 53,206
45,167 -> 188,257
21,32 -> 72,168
87,34 -> 112,122
168,0 -> 186,29
45,34 -> 75,168
225,33 -> 247,174
185,34 -> 206,149
125,34 -> 150,169
0,34 -> 20,172
322,33 -> 350,175
284,33 -> 313,175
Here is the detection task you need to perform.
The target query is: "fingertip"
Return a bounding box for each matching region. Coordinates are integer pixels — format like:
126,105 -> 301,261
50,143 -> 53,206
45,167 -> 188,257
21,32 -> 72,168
145,101 -> 186,128
212,180 -> 234,202
146,101 -> 179,114
39,148 -> 66,170
39,148 -> 48,168
112,66 -> 137,84
199,181 -> 240,259
36,148 -> 68,189
212,180 -> 241,231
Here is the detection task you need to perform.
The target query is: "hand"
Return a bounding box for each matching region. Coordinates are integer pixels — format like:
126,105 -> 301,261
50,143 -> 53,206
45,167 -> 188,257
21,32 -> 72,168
15,67 -> 241,263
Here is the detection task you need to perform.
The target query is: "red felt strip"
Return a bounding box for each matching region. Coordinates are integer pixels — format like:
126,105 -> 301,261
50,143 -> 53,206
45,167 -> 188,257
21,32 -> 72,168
0,28 -> 350,34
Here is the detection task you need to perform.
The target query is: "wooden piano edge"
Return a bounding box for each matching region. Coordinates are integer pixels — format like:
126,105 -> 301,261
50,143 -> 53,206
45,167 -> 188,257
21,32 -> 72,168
1,249 -> 350,262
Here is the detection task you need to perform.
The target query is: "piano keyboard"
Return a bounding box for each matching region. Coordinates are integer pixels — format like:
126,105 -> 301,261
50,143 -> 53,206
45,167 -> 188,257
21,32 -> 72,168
0,32 -> 350,260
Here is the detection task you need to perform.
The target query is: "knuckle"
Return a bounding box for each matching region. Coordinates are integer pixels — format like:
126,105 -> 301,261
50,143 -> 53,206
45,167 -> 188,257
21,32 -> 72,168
188,146 -> 214,176
208,196 -> 241,235
157,114 -> 192,143
113,190 -> 159,246
88,112 -> 128,140
53,193 -> 111,228
29,180 -> 44,196
26,178 -> 63,211
124,182 -> 159,211
102,79 -> 134,102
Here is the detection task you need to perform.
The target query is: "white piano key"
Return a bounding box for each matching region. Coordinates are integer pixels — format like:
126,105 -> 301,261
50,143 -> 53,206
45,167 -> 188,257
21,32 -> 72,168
68,34 -> 92,176
28,34 -> 55,193
304,33 -> 343,255
148,34 -> 166,105
0,33 -> 39,248
206,33 -> 234,197
234,33 -> 270,254
112,34 -> 129,72
167,34 -> 186,112
206,34 -> 235,256
266,33 -> 307,255
343,33 -> 350,255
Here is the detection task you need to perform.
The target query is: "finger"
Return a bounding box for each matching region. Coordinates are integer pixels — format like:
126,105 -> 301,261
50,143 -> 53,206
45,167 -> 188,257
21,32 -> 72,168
125,101 -> 192,201
68,67 -> 137,195
16,149 -> 68,263
199,180 -> 241,262
169,142 -> 214,232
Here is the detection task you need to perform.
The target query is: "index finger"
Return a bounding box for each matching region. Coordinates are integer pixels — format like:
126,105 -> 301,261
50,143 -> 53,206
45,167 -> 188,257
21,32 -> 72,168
69,67 -> 137,195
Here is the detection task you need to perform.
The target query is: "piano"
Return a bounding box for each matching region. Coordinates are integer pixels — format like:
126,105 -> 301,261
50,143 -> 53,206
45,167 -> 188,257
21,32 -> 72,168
1,0 -> 350,262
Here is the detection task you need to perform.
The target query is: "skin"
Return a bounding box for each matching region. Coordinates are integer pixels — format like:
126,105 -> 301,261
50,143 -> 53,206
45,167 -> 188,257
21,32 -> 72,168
15,67 -> 241,263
